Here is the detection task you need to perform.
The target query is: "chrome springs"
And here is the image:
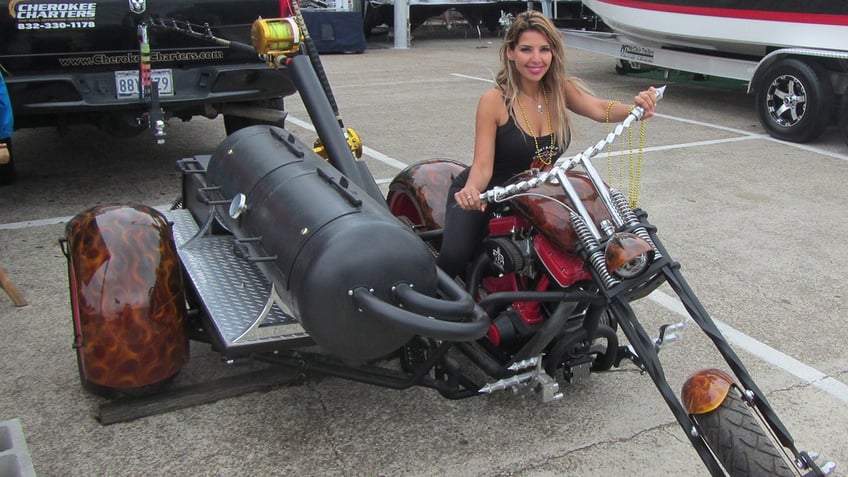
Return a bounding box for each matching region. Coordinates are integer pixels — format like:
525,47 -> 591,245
571,212 -> 619,289
610,189 -> 662,260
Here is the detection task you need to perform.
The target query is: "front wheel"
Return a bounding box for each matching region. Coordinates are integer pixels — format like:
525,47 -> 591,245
694,388 -> 794,476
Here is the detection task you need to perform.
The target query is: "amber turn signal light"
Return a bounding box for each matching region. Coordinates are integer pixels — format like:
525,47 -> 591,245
681,368 -> 735,415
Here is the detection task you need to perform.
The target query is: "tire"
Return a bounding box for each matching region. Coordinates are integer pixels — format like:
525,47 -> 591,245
223,97 -> 285,136
694,388 -> 794,476
756,58 -> 833,143
615,60 -> 634,75
0,138 -> 15,186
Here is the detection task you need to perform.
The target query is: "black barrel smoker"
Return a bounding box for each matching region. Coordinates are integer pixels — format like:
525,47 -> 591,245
192,122 -> 487,361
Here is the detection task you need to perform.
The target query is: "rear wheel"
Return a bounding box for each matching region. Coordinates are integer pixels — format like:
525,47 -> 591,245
694,388 -> 794,476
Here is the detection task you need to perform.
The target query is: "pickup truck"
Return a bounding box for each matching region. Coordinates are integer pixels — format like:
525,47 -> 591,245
0,0 -> 297,184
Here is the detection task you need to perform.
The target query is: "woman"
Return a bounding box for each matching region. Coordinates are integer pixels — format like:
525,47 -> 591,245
436,10 -> 659,277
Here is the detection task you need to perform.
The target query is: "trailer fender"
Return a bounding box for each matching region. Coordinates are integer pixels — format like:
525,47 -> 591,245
63,204 -> 189,396
749,48 -> 848,94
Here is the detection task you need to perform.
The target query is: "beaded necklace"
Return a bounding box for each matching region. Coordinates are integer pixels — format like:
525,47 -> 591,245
516,88 -> 555,166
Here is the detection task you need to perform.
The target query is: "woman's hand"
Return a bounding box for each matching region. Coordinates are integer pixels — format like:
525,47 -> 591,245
634,87 -> 659,120
455,186 -> 485,212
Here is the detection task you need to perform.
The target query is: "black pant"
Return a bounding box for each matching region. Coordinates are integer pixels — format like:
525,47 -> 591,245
436,168 -> 491,277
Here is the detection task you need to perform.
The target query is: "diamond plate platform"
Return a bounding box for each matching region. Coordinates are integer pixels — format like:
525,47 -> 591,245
167,208 -> 311,355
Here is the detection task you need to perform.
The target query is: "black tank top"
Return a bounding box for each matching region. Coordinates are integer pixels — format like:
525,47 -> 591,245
491,114 -> 564,187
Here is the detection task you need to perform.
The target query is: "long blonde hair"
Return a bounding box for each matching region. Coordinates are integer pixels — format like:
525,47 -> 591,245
496,10 -> 585,152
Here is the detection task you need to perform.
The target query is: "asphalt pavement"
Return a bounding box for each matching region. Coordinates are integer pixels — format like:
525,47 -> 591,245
1,26 -> 847,476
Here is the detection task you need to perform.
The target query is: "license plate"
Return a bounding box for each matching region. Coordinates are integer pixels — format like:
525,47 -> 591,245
115,69 -> 174,98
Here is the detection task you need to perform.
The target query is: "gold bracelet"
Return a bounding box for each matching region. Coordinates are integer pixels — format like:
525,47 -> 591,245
605,100 -> 621,123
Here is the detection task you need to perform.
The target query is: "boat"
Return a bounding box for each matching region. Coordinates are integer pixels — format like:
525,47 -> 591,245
580,0 -> 848,58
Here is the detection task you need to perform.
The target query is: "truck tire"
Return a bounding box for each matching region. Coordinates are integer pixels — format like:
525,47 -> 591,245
223,97 -> 286,136
756,58 -> 833,143
0,139 -> 15,186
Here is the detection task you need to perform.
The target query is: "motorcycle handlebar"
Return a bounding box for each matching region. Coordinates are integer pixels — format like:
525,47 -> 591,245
480,86 -> 666,204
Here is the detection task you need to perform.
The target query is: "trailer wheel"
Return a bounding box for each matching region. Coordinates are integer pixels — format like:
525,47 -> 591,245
756,58 -> 833,143
615,60 -> 634,75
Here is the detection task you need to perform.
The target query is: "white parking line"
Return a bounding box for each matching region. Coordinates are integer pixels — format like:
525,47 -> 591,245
287,116 -> 412,170
0,215 -> 72,230
650,290 -> 848,406
652,113 -> 848,162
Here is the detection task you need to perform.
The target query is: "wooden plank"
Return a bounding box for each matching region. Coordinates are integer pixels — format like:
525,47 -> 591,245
97,366 -> 301,425
0,265 -> 28,307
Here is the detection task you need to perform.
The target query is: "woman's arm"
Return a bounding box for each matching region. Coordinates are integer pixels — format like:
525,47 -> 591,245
456,88 -> 503,211
565,80 -> 658,122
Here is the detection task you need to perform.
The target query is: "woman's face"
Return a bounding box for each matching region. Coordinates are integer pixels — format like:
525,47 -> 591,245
507,29 -> 552,84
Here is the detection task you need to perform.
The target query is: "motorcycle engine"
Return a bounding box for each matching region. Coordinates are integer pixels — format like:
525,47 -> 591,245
484,236 -> 533,276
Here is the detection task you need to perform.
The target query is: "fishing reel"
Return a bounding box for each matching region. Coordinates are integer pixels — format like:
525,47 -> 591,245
251,17 -> 302,65
314,127 -> 363,159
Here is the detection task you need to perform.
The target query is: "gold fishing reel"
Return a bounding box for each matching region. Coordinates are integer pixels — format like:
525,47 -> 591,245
251,17 -> 302,62
314,128 -> 363,160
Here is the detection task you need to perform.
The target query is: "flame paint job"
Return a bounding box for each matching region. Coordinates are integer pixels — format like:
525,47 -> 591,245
65,204 -> 189,391
387,159 -> 467,231
509,171 -> 613,253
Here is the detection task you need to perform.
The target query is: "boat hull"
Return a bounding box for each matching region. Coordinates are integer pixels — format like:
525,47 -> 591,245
582,0 -> 848,57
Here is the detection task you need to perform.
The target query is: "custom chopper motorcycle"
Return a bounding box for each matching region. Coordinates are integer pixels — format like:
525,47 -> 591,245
61,10 -> 835,477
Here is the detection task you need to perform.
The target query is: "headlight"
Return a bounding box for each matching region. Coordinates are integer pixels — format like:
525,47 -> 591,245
604,232 -> 654,279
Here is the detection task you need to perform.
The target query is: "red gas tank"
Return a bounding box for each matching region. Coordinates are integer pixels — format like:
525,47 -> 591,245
508,171 -> 612,253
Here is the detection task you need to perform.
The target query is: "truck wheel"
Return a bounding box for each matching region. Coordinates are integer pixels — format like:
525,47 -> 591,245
223,98 -> 285,136
0,139 -> 15,186
756,58 -> 833,143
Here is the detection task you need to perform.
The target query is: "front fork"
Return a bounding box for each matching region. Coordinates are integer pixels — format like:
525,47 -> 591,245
608,225 -> 828,476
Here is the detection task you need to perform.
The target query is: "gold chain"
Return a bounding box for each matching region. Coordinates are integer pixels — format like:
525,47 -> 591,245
516,89 -> 554,166
605,100 -> 621,187
631,116 -> 647,208
606,101 -> 647,208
